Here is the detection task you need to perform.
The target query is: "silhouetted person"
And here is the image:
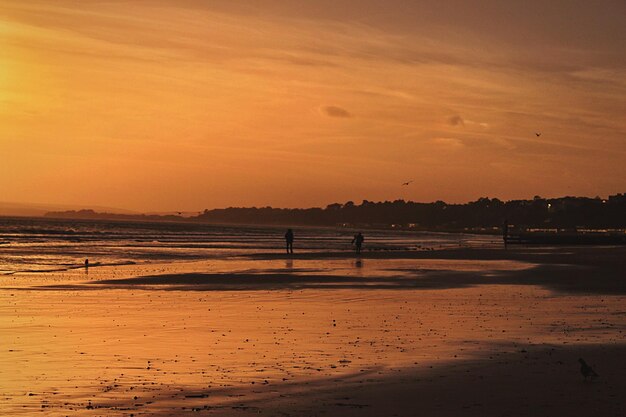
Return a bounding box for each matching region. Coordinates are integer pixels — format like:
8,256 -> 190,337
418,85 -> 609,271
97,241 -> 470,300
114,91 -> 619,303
284,229 -> 294,254
578,358 -> 599,381
85,259 -> 89,268
352,232 -> 364,254
502,219 -> 509,249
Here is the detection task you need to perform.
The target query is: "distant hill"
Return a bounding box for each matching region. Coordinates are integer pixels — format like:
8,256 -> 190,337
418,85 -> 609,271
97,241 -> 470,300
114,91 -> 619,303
0,202 -> 136,218
44,209 -> 182,222
43,193 -> 626,231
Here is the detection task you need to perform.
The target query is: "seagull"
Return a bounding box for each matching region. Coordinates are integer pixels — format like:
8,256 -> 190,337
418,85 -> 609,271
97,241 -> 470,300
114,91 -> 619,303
578,358 -> 599,381
535,132 -> 541,137
401,180 -> 414,186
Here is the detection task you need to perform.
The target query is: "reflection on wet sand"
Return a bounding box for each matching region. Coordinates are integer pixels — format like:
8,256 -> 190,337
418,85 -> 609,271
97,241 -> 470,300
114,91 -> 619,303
1,246 -> 625,416
284,258 -> 293,271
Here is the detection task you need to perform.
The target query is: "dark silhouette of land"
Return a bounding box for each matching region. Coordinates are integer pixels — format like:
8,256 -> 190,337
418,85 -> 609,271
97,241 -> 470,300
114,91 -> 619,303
43,194 -> 626,233
41,195 -> 626,246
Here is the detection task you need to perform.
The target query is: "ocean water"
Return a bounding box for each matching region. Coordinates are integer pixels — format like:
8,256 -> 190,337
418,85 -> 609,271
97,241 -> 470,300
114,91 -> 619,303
0,217 -> 496,275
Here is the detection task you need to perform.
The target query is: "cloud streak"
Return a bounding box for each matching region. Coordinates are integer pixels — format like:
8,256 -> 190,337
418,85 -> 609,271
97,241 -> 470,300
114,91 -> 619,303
322,106 -> 352,118
448,115 -> 464,126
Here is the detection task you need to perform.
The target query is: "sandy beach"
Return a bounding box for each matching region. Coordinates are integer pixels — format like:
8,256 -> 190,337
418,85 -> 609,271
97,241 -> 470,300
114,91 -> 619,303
1,246 -> 625,416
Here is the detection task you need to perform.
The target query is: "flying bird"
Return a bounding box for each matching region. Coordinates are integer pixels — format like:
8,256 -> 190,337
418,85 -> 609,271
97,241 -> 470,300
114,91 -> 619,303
578,358 -> 599,381
535,132 -> 542,137
402,180 -> 414,186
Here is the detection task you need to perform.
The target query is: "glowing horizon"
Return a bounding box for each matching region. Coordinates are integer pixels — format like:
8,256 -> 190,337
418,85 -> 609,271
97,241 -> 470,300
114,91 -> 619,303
1,1 -> 624,211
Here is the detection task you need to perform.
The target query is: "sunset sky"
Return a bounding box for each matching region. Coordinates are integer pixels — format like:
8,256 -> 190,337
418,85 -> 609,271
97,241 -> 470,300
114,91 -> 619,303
1,1 -> 625,211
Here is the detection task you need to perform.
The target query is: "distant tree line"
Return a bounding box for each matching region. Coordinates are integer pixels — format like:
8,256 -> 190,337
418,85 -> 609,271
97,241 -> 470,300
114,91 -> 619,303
44,209 -> 183,223
45,193 -> 626,231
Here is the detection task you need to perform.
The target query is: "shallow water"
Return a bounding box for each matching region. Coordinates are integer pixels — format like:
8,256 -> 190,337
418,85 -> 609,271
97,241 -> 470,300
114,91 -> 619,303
0,217 -> 498,276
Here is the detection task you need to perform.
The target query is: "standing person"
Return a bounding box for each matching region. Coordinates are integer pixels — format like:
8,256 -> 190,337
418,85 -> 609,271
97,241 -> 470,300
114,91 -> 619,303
352,232 -> 364,254
502,219 -> 509,249
285,229 -> 294,254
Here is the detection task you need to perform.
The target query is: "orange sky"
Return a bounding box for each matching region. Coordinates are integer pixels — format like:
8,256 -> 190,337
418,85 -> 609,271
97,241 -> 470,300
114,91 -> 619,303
1,1 -> 625,211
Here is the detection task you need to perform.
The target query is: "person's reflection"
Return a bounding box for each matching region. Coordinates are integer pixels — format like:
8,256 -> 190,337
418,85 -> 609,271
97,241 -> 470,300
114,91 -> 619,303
354,258 -> 363,269
285,258 -> 294,271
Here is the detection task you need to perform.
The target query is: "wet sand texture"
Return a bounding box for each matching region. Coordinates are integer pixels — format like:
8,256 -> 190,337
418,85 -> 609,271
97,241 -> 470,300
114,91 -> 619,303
1,246 -> 624,416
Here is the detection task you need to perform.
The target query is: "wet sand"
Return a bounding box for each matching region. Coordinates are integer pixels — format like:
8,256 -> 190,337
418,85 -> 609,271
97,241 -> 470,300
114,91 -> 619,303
1,246 -> 625,416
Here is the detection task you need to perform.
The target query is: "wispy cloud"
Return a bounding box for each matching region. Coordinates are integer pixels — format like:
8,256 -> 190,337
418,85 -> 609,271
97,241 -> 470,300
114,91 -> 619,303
322,106 -> 352,118
430,137 -> 464,150
448,115 -> 464,126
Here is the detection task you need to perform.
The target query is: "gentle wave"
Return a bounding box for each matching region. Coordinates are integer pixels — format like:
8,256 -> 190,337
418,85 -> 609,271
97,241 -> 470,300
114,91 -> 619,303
0,217 -> 498,274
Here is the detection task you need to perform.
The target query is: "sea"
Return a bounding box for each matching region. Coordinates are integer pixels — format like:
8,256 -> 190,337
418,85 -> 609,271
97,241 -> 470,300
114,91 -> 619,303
0,217 -> 497,275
